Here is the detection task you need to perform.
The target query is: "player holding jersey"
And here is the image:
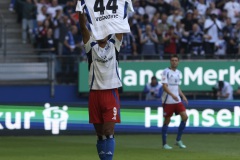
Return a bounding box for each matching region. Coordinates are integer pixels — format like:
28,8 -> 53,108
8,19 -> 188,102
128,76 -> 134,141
78,5 -> 123,160
161,55 -> 188,149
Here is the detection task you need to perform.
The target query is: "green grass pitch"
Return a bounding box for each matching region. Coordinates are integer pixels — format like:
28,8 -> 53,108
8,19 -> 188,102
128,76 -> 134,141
0,134 -> 239,160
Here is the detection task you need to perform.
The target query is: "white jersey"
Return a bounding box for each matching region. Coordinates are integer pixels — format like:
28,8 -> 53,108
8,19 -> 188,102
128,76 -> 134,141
224,1 -> 240,24
76,0 -> 134,40
161,68 -> 181,104
204,18 -> 222,43
84,35 -> 122,90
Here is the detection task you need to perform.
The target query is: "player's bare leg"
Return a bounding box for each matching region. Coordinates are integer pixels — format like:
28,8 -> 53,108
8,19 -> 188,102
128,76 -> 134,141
176,111 -> 188,148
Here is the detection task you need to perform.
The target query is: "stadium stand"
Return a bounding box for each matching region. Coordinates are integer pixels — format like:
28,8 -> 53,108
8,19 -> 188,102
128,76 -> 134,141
0,0 -> 239,99
0,0 -> 36,57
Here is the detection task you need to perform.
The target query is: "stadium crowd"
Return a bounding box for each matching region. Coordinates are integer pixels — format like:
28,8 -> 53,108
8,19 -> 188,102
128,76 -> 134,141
9,0 -> 240,60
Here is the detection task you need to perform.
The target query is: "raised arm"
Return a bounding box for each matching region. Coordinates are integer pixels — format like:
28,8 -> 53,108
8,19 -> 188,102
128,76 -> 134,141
78,11 -> 90,44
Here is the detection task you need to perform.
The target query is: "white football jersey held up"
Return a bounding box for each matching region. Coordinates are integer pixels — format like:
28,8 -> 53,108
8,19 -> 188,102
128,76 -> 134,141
84,35 -> 122,90
161,68 -> 181,104
76,0 -> 134,40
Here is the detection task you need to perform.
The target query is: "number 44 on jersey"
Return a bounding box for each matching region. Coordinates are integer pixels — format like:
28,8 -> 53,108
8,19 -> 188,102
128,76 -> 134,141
94,0 -> 118,15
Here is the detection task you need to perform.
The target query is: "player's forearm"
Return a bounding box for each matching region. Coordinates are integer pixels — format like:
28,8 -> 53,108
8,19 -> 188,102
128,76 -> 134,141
79,12 -> 90,44
179,87 -> 186,99
115,33 -> 123,41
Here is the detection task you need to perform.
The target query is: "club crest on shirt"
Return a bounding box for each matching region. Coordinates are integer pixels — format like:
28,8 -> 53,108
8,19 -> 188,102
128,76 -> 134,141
95,56 -> 113,63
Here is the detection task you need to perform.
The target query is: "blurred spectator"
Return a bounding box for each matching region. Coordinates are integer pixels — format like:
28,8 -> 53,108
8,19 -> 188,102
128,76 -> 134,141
119,33 -> 138,59
52,9 -> 63,54
195,0 -> 207,17
208,2 -> 221,17
167,8 -> 183,27
59,25 -> 81,84
231,20 -> 240,56
223,0 -> 240,25
181,10 -> 198,32
37,5 -> 48,23
139,14 -> 153,34
132,0 -> 146,21
179,10 -> 198,55
169,0 -> 183,15
36,19 -> 52,49
215,0 -> 228,11
143,76 -> 163,101
204,10 -> 222,56
36,0 -> 50,16
156,13 -> 169,58
212,80 -> 233,100
42,28 -> 56,54
144,0 -> 157,21
63,0 -> 75,18
47,0 -> 63,18
175,21 -> 184,54
140,24 -> 159,55
153,0 -> 171,15
187,23 -> 205,57
63,25 -> 82,56
128,17 -> 141,54
18,0 -> 37,44
192,8 -> 205,29
58,15 -> 71,55
222,18 -> 235,55
219,9 -> 229,25
163,25 -> 178,55
214,32 -> 227,58
151,12 -> 161,27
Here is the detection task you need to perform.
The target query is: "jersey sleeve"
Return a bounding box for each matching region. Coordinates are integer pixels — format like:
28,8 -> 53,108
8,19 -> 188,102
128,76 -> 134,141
84,36 -> 94,53
112,34 -> 123,52
75,0 -> 85,13
126,0 -> 134,13
161,69 -> 168,84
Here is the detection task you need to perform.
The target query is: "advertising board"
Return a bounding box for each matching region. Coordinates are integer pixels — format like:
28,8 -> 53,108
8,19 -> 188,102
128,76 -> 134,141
79,61 -> 240,92
0,101 -> 239,135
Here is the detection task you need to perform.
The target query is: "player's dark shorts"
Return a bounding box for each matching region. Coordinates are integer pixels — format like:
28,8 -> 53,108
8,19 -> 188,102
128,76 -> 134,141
89,88 -> 121,124
162,102 -> 186,117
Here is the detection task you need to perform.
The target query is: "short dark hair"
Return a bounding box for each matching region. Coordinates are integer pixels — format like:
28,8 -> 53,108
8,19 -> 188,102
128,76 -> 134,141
218,81 -> 224,89
170,54 -> 179,60
151,76 -> 157,80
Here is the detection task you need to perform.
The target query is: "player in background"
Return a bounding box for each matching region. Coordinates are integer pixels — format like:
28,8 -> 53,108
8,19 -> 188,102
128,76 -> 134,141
78,7 -> 123,160
161,55 -> 188,149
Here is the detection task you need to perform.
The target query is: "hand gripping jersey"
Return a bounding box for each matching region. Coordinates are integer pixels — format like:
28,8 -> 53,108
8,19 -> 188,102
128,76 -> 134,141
85,35 -> 122,90
161,68 -> 181,104
76,0 -> 134,40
